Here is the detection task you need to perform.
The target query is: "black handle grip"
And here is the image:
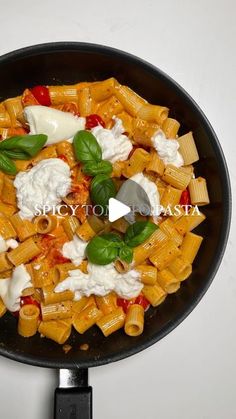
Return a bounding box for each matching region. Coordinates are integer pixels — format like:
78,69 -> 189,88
54,369 -> 92,419
54,386 -> 92,419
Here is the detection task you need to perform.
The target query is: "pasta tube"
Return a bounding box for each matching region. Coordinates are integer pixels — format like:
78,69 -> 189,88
62,216 -> 80,240
142,284 -> 167,307
38,320 -> 71,344
188,177 -> 210,206
49,85 -> 78,105
4,96 -> 23,127
133,229 -> 169,266
180,232 -> 203,263
132,118 -> 159,148
177,132 -> 199,165
0,298 -> 6,317
11,213 -> 37,241
96,307 -> 125,337
95,293 -> 117,315
56,141 -> 77,168
114,85 -> 146,116
0,253 -> 13,272
162,118 -> 180,138
160,185 -> 182,210
32,145 -> 57,165
168,256 -> 192,281
146,150 -> 165,176
7,238 -> 41,266
77,87 -> 92,116
156,269 -> 180,294
90,78 -> 116,101
1,177 -> 16,206
73,304 -> 102,334
159,218 -> 183,247
149,240 -> 181,270
137,104 -> 169,125
162,165 -> 192,190
72,296 -> 96,314
18,304 -> 40,337
136,265 -> 157,285
125,304 -> 144,336
174,207 -> 206,235
42,285 -> 74,305
97,96 -> 123,123
0,215 -> 17,239
41,301 -> 72,321
122,148 -> 150,178
33,215 -> 57,234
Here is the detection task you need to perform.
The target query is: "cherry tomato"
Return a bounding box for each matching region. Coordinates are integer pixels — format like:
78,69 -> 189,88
117,298 -> 135,313
85,114 -> 105,129
135,294 -> 150,311
20,295 -> 40,309
179,189 -> 191,206
49,248 -> 70,266
58,154 -> 68,163
31,85 -> 51,106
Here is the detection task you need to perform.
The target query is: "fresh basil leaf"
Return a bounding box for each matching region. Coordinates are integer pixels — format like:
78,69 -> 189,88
0,153 -> 17,175
124,221 -> 158,248
3,150 -> 30,160
90,174 -> 116,214
83,160 -> 112,176
119,245 -> 133,263
73,130 -> 102,163
0,134 -> 47,157
86,235 -> 119,265
101,233 -> 123,246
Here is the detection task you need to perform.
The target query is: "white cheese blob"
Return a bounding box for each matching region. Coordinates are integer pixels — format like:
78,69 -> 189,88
24,106 -> 86,145
0,264 -> 32,311
55,263 -> 142,300
14,158 -> 71,220
0,236 -> 19,253
62,235 -> 87,266
152,129 -> 184,167
91,117 -> 132,163
116,172 -> 161,222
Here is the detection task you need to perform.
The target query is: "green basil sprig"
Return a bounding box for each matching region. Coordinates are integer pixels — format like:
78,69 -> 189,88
86,232 -> 133,265
0,134 -> 47,157
0,134 -> 47,175
73,130 -> 112,176
0,153 -> 17,175
83,160 -> 112,176
124,221 -> 158,248
90,174 -> 116,213
86,222 -> 157,266
73,131 -> 102,163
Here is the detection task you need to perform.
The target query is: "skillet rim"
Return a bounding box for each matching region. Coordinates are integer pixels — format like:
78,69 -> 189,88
0,42 -> 232,369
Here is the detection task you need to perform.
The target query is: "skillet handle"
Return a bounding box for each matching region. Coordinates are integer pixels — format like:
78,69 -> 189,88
54,368 -> 92,419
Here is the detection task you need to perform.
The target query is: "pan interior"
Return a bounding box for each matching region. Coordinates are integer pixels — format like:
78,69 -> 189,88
0,43 -> 231,369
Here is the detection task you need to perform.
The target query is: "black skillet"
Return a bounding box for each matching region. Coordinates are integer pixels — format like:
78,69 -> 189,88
0,42 -> 231,419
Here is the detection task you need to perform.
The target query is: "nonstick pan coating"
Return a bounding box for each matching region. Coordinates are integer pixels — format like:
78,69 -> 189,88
0,42 -> 231,369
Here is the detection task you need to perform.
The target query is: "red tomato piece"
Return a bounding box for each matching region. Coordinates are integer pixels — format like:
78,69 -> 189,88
20,296 -> 40,309
117,298 -> 135,313
49,248 -> 70,266
31,85 -> 51,106
57,154 -> 68,163
179,189 -> 191,206
85,114 -> 105,129
135,294 -> 150,311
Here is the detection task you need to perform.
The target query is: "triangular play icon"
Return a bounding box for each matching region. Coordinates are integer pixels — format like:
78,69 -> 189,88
108,198 -> 131,222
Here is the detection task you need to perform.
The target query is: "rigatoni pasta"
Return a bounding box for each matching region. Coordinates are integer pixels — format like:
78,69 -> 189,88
0,77 -> 210,347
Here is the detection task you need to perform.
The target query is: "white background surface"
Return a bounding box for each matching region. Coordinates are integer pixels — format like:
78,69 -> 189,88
0,0 -> 235,418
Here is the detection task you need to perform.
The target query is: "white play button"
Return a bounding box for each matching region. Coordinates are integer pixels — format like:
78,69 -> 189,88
108,198 -> 131,222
